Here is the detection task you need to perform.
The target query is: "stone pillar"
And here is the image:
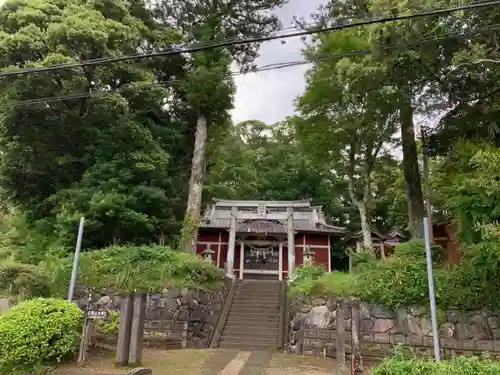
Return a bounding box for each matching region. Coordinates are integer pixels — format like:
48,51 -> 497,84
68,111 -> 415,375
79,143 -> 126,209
226,206 -> 237,278
336,298 -> 346,371
239,241 -> 245,279
278,242 -> 283,281
128,292 -> 146,366
0,299 -> 11,313
287,206 -> 295,278
116,294 -> 133,366
351,298 -> 362,374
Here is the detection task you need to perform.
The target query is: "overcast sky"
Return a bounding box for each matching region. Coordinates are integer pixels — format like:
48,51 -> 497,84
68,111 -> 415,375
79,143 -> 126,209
231,0 -> 327,125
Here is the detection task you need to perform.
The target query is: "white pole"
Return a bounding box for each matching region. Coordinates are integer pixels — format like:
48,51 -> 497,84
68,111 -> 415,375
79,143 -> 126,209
68,217 -> 85,302
423,217 -> 441,361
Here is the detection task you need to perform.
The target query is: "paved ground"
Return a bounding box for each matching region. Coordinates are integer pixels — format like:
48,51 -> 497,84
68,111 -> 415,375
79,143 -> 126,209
56,348 -> 347,375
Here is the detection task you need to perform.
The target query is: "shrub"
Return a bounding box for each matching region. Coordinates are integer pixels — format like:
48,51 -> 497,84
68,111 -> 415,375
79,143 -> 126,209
95,310 -> 120,335
394,239 -> 444,263
0,262 -> 51,302
372,355 -> 500,375
310,271 -> 356,297
47,245 -> 224,293
288,264 -> 325,286
0,298 -> 83,373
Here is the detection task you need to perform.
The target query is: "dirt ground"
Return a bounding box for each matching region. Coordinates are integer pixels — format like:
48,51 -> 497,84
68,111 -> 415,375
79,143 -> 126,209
55,348 -> 369,375
55,348 -> 216,375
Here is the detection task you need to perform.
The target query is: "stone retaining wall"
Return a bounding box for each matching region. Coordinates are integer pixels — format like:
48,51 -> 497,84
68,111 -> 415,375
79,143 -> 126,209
75,284 -> 228,348
289,294 -> 500,359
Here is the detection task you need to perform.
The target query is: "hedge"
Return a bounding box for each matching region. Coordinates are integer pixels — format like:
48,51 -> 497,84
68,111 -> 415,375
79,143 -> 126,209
0,298 -> 82,374
372,356 -> 500,375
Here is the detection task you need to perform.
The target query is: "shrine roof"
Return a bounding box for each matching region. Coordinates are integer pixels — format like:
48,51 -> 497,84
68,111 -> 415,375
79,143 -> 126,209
199,199 -> 345,234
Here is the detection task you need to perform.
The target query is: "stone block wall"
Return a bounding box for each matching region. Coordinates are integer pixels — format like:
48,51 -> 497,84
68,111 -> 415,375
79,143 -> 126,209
289,294 -> 500,359
74,284 -> 228,348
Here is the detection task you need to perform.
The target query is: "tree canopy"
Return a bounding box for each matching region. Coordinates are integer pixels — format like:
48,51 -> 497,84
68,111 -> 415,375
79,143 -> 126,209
1,0 -> 500,287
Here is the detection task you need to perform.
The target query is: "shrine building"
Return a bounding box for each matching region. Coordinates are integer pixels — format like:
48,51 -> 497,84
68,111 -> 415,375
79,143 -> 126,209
196,199 -> 345,280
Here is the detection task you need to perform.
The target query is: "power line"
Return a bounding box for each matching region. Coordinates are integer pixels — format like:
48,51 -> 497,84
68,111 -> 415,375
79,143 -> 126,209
12,22 -> 500,107
1,0 -> 500,78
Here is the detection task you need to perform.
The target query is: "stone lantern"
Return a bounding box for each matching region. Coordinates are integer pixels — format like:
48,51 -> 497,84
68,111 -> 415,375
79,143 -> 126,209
201,247 -> 215,262
302,245 -> 315,265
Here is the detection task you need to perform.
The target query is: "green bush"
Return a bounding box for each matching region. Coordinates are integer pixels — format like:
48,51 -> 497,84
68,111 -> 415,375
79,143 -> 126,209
0,298 -> 83,373
440,231 -> 500,310
394,239 -> 444,263
0,262 -> 51,302
46,245 -> 224,293
288,264 -> 325,286
372,356 -> 500,375
95,310 -> 120,335
0,214 -> 67,265
289,236 -> 500,311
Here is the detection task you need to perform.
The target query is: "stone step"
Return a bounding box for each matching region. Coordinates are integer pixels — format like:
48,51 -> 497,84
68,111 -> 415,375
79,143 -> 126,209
223,327 -> 279,336
226,320 -> 279,329
221,334 -> 278,344
218,342 -> 277,350
226,311 -> 280,319
234,298 -> 280,303
231,299 -> 280,305
226,314 -> 280,324
234,290 -> 281,299
229,307 -> 280,314
231,298 -> 280,308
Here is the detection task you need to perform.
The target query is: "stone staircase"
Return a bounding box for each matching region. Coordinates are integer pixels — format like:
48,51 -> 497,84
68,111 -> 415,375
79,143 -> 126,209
218,280 -> 282,351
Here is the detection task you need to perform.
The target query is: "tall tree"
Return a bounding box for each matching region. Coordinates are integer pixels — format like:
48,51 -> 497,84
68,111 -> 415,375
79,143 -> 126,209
304,0 -> 477,238
295,48 -> 397,248
155,0 -> 288,252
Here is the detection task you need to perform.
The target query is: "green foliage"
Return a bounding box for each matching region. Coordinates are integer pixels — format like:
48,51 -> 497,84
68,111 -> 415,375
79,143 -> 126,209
348,247 -> 378,271
0,298 -> 82,374
372,355 -> 500,375
46,245 -> 224,293
0,0 -> 190,251
290,235 -> 500,311
205,119 -> 350,226
440,225 -> 500,310
0,214 -> 65,264
0,262 -> 51,302
353,255 -> 443,310
440,142 -> 500,243
95,310 -> 120,335
394,239 -> 444,264
287,264 -> 325,290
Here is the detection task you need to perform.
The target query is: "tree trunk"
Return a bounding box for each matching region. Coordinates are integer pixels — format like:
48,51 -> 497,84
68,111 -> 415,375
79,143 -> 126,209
358,201 -> 373,249
181,114 -> 208,253
400,97 -> 425,238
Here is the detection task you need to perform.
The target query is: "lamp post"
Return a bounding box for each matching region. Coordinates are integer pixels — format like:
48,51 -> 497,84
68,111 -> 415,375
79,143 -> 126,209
202,247 -> 215,263
302,245 -> 315,265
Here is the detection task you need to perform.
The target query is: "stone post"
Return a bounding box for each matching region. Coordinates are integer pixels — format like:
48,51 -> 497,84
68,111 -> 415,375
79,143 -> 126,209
128,292 -> 147,366
336,298 -> 346,371
116,294 -> 134,366
0,299 -> 11,313
351,298 -> 362,374
226,206 -> 237,278
287,206 -> 295,278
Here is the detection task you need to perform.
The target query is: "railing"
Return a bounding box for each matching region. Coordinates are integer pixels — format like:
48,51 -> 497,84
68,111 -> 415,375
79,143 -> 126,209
208,278 -> 237,348
278,280 -> 288,351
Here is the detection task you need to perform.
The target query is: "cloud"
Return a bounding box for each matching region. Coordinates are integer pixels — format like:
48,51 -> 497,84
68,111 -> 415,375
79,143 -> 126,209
231,0 -> 326,125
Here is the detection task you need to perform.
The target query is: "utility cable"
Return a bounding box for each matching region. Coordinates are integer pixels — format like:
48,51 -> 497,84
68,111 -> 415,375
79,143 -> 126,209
11,21 -> 500,107
1,0 -> 500,77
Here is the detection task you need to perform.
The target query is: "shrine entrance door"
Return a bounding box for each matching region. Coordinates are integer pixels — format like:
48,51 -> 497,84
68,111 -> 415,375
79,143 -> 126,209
242,242 -> 280,280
